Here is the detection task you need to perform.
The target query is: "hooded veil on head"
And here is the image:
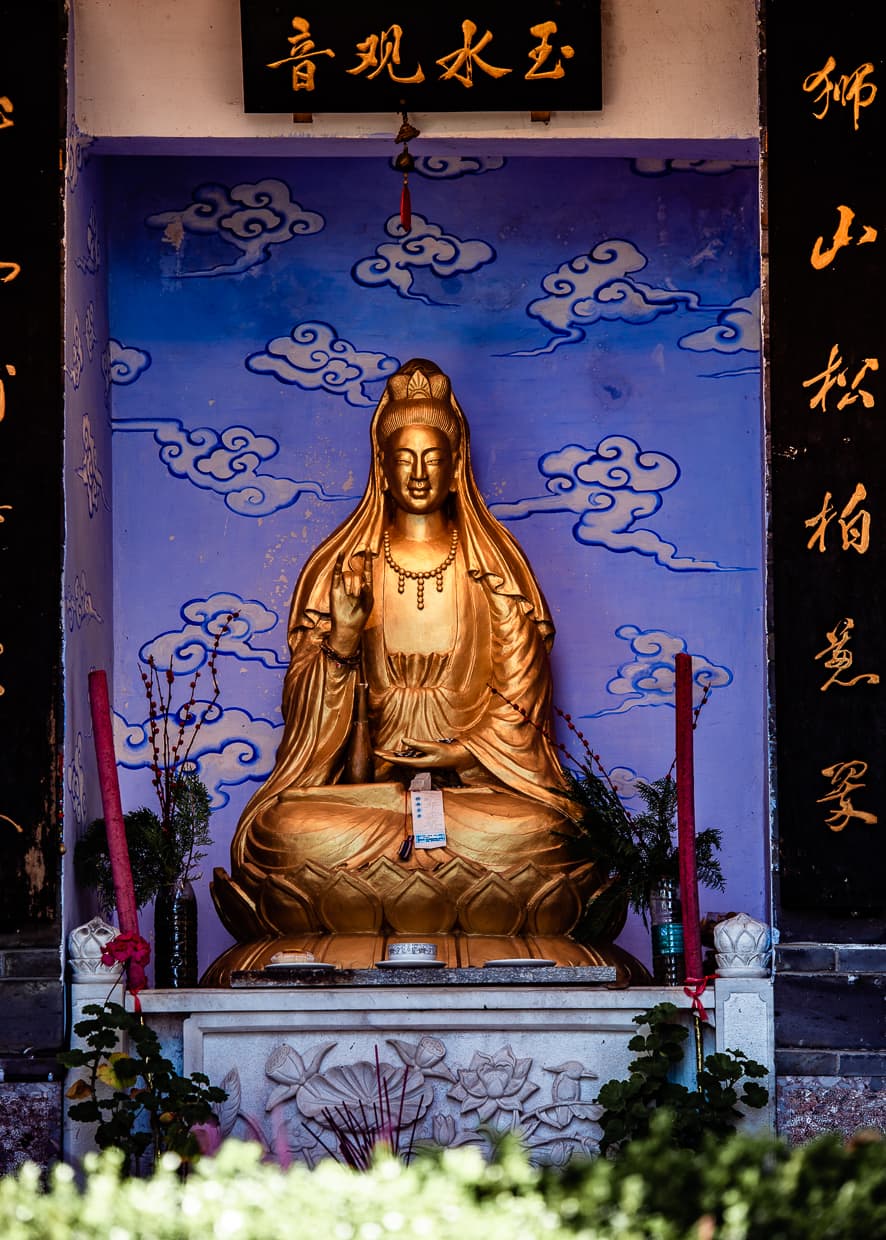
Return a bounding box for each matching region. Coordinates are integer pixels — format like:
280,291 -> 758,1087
288,358 -> 556,649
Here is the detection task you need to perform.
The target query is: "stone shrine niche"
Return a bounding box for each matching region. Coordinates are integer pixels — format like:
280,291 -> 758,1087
101,147 -> 764,978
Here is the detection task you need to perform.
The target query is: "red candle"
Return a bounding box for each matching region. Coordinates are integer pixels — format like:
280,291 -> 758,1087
88,670 -> 139,937
675,652 -> 703,980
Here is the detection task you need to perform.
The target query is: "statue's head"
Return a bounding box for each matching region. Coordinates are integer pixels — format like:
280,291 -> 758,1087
376,359 -> 461,452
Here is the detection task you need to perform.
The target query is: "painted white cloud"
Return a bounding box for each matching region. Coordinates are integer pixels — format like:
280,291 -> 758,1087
406,155 -> 506,179
112,418 -> 350,517
606,766 -> 645,802
679,288 -> 760,354
352,212 -> 496,304
246,321 -> 399,407
146,179 -> 324,277
510,239 -> 702,356
75,205 -> 100,274
75,412 -> 106,517
66,733 -> 87,828
65,119 -> 94,194
68,312 -> 84,389
114,704 -> 283,809
65,571 -> 103,631
84,303 -> 96,360
491,436 -> 741,572
108,338 -> 153,385
587,626 -> 733,718
139,592 -> 287,673
632,158 -> 756,177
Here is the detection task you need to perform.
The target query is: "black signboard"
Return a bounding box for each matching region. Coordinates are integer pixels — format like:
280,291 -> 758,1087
766,0 -> 886,916
0,2 -> 65,938
240,3 -> 601,113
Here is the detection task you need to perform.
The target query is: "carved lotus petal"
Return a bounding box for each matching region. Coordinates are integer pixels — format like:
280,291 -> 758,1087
388,1036 -> 451,1076
289,859 -> 334,903
448,1045 -> 539,1126
500,861 -> 547,905
258,874 -> 320,936
536,1139 -> 574,1166
317,870 -> 383,933
215,1068 -> 242,1137
714,912 -> 772,971
265,1040 -> 336,1112
296,1061 -> 433,1128
432,1113 -> 457,1146
576,873 -> 629,942
525,874 -> 581,936
266,1044 -> 308,1088
239,860 -> 270,892
211,868 -> 270,939
432,856 -> 484,902
568,860 -> 603,901
457,873 -> 524,936
384,871 -> 456,933
67,918 -> 123,981
358,857 -> 409,900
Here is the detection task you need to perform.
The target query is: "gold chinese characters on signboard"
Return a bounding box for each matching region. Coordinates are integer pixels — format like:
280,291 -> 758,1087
798,46 -> 882,841
811,204 -> 878,270
267,16 -> 576,92
803,56 -> 877,130
815,618 -> 879,692
803,343 -> 878,412
818,760 -> 878,832
804,483 -> 870,554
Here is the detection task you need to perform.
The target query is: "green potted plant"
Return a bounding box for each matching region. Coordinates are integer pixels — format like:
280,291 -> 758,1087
76,612 -> 236,987
492,686 -> 724,964
561,765 -> 724,935
75,768 -> 212,987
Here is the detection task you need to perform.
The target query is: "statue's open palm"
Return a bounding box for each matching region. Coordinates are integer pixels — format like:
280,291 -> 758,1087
329,550 -> 373,656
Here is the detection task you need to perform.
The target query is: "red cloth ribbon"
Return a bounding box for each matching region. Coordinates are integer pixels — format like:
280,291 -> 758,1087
683,974 -> 717,1023
400,181 -> 412,233
102,932 -> 151,1010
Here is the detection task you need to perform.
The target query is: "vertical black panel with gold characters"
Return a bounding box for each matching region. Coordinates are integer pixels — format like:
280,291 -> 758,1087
766,0 -> 886,933
0,0 -> 66,1059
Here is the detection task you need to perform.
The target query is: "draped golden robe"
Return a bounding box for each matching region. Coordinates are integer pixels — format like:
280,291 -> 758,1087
233,542 -> 576,881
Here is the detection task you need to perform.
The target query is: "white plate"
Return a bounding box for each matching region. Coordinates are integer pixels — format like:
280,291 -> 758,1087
264,961 -> 335,972
482,958 -> 556,968
376,959 -> 446,969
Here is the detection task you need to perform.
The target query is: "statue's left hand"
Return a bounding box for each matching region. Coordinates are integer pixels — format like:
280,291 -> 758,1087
375,737 -> 472,771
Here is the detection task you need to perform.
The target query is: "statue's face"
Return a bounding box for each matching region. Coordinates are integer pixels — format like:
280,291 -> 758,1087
382,424 -> 455,515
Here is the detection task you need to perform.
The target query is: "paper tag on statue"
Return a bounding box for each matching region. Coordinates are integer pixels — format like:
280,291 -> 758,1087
410,788 -> 447,849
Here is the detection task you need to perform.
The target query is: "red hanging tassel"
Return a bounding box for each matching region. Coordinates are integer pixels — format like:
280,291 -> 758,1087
400,177 -> 412,233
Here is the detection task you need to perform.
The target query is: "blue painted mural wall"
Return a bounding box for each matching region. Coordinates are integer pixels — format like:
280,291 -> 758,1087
97,152 -> 763,974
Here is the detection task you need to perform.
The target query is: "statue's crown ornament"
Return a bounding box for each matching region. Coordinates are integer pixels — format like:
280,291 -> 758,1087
378,361 -> 459,448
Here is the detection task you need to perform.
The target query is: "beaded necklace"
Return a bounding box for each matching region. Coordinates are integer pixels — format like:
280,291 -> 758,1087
383,527 -> 459,610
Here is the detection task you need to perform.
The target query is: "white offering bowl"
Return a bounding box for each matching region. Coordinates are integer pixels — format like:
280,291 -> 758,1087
387,942 -> 438,962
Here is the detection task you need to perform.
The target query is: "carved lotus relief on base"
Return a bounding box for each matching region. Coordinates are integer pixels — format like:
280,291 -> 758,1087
213,1036 -> 603,1167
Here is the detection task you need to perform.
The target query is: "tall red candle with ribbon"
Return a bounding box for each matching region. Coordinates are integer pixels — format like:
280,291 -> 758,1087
674,652 -> 703,981
88,670 -> 139,936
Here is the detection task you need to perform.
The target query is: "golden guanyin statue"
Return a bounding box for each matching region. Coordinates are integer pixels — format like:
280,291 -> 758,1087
205,359 -> 643,983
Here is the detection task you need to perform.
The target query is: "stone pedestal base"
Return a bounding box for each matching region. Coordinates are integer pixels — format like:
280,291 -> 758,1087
65,976 -> 775,1166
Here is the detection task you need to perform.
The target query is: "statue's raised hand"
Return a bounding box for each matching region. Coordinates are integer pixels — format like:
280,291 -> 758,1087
328,550 -> 373,658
